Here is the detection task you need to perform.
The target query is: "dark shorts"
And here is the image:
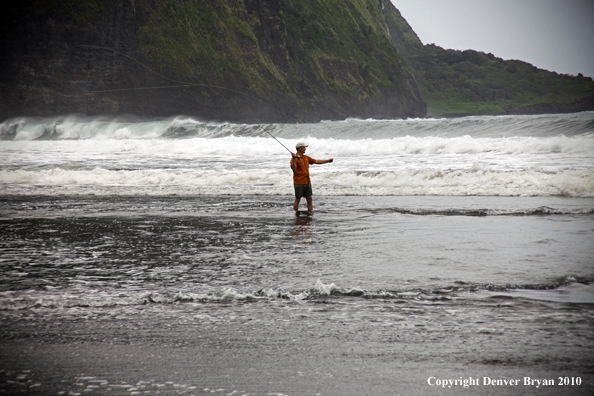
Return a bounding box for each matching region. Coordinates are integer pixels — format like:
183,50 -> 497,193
294,183 -> 313,198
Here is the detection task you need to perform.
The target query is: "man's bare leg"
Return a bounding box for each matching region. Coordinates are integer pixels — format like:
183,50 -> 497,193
306,196 -> 313,211
293,197 -> 301,211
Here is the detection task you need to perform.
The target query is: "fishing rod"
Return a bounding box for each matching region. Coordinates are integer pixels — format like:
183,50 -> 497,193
73,45 -> 297,155
260,128 -> 293,154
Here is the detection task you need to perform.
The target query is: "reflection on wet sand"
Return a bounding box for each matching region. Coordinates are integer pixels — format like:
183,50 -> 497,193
292,213 -> 314,242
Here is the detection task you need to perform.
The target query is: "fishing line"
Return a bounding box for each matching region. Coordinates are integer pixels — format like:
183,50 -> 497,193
73,45 -> 297,154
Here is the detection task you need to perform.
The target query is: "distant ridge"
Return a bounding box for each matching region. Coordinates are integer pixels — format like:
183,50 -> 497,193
382,1 -> 594,117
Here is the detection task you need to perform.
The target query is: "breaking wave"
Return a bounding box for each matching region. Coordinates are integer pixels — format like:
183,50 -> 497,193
1,166 -> 592,197
2,278 -> 592,312
1,111 -> 594,141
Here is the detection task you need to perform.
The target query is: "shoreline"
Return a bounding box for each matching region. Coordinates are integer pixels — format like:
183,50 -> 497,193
2,296 -> 593,395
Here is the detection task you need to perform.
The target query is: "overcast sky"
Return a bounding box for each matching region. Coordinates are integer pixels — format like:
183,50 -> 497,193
391,0 -> 594,78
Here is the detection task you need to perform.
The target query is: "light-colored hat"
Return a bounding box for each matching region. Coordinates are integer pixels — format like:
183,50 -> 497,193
295,142 -> 308,148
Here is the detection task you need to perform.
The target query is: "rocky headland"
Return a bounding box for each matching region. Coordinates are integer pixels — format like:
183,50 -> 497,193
0,0 -> 426,122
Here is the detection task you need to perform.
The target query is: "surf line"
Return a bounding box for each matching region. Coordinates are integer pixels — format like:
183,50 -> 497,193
72,44 -> 295,154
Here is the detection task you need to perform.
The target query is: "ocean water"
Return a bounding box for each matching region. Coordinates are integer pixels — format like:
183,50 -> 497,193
1,112 -> 593,395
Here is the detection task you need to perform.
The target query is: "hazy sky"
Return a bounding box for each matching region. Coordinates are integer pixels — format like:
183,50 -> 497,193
391,0 -> 594,78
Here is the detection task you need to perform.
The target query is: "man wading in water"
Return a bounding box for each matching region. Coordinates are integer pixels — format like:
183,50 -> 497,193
290,142 -> 333,213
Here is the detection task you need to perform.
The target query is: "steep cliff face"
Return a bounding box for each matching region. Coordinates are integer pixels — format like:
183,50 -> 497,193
0,0 -> 426,122
279,0 -> 425,120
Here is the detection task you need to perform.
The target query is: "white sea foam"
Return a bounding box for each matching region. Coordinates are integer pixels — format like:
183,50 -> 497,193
1,113 -> 593,197
1,166 -> 592,196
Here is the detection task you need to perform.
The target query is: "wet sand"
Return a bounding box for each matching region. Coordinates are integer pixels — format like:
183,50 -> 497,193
2,296 -> 593,395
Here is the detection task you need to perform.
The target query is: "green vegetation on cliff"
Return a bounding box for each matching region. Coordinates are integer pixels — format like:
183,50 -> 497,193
137,0 -> 287,91
137,0 -> 410,96
134,0 -> 425,118
383,1 -> 594,116
281,0 -> 405,97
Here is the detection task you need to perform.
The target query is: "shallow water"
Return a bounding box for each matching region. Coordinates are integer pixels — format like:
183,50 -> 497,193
1,195 -> 592,316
